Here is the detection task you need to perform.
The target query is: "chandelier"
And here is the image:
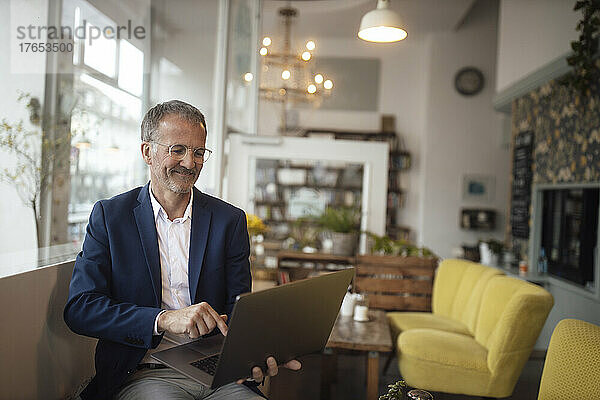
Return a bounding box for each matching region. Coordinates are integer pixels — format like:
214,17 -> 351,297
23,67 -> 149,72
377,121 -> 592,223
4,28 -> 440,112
259,7 -> 334,112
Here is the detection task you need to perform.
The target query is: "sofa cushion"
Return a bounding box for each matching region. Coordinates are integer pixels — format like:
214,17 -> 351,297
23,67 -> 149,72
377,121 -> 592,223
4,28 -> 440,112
432,259 -> 503,333
399,352 -> 492,397
398,328 -> 492,396
387,312 -> 470,337
399,328 -> 488,372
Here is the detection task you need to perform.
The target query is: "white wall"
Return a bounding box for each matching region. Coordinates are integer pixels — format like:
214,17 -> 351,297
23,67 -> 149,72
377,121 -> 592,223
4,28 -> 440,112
150,0 -> 219,193
379,39 -> 429,237
0,0 -> 47,268
496,0 -> 579,92
419,1 -> 509,258
150,0 -> 218,111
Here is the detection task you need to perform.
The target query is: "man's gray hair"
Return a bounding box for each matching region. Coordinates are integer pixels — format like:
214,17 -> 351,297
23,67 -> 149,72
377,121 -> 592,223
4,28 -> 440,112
141,100 -> 207,142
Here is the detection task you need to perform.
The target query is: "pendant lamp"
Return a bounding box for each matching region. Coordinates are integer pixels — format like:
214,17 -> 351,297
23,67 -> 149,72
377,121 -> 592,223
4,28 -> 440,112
358,0 -> 407,43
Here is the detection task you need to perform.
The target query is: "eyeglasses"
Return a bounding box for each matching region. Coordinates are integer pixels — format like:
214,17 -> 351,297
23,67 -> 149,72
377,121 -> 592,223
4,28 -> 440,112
151,141 -> 213,163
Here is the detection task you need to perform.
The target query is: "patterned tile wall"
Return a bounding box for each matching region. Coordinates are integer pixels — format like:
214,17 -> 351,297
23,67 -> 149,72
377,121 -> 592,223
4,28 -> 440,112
512,80 -> 600,184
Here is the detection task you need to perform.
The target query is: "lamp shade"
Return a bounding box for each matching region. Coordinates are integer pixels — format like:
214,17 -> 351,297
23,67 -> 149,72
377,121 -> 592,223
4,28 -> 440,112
358,0 -> 407,43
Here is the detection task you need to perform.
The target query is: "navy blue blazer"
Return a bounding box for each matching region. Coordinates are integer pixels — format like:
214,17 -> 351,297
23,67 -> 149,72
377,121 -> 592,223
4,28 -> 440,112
64,183 -> 252,399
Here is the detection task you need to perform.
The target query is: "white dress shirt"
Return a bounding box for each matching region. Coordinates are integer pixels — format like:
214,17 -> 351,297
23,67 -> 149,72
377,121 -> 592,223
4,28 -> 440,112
149,184 -> 193,333
142,185 -> 194,364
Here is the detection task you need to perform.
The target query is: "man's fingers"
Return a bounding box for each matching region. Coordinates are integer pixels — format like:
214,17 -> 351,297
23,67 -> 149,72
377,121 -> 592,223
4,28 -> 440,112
252,366 -> 263,381
238,357 -> 300,385
187,323 -> 201,339
283,359 -> 302,370
202,313 -> 217,333
266,356 -> 279,376
202,304 -> 229,336
162,303 -> 229,337
203,308 -> 227,336
214,314 -> 229,336
194,319 -> 209,336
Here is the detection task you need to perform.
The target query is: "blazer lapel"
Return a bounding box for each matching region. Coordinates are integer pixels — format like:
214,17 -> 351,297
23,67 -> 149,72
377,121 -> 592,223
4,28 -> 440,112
189,188 -> 211,302
134,183 -> 162,306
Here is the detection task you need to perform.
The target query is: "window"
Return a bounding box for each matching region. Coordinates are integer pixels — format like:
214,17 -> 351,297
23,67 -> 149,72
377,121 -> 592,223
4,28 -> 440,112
83,23 -> 117,78
66,0 -> 148,245
540,187 -> 598,289
118,39 -> 144,97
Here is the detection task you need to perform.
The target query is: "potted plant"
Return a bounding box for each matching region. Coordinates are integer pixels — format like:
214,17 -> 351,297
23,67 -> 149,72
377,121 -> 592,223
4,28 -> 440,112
479,238 -> 504,266
562,0 -> 600,94
366,232 -> 436,259
0,92 -> 83,252
380,380 -> 434,400
379,380 -> 407,400
317,206 -> 360,256
246,213 -> 268,238
289,217 -> 320,252
246,214 -> 269,268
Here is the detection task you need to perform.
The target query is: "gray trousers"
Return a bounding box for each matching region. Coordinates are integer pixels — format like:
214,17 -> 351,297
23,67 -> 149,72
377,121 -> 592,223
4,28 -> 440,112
114,368 -> 265,400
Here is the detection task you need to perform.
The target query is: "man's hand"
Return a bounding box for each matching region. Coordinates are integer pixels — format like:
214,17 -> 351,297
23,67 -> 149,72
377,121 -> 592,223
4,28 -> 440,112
157,302 -> 228,338
236,356 -> 302,384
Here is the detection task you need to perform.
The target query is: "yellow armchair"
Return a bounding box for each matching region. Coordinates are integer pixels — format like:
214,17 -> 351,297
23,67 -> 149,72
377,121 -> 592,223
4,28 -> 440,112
537,319 -> 600,400
398,276 -> 553,398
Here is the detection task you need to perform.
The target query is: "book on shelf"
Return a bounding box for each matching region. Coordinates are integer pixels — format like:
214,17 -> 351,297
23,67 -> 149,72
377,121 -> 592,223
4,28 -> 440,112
278,270 -> 290,284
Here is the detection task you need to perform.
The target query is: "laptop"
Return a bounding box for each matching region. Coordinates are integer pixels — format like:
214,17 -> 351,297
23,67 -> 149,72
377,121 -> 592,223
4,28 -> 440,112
151,268 -> 354,389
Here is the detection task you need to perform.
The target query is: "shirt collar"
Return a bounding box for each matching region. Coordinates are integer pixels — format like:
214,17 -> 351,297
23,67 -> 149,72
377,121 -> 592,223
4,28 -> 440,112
149,183 -> 193,222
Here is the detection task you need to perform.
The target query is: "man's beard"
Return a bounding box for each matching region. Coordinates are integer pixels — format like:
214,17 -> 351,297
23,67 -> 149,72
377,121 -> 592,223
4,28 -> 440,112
157,166 -> 200,194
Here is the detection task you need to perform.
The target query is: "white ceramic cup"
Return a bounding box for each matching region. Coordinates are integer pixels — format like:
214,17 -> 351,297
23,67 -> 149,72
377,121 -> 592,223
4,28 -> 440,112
354,305 -> 369,321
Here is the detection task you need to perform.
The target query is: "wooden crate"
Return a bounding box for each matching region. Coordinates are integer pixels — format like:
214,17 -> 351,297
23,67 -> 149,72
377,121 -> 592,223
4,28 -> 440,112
354,255 -> 438,311
251,267 -> 278,282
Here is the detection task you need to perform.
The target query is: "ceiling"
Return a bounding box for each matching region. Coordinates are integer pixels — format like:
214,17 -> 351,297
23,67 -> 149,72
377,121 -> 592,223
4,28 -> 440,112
262,0 -> 478,41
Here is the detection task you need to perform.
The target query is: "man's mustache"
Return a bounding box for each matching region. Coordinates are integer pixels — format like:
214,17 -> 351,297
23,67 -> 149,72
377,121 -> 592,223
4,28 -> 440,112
169,167 -> 198,176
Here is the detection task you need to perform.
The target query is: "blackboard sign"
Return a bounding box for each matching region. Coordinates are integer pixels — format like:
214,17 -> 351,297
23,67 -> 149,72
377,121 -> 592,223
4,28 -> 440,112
511,131 -> 534,239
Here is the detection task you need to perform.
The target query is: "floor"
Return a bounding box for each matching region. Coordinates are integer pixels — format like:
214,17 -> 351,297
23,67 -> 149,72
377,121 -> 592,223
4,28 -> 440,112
268,352 -> 545,400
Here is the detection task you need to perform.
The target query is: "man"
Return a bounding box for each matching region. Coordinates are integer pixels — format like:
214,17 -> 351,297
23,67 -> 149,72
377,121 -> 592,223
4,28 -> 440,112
64,100 -> 300,400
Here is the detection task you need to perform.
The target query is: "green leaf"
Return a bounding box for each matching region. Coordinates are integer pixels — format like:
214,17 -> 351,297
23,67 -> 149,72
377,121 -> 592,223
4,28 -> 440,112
317,207 -> 360,233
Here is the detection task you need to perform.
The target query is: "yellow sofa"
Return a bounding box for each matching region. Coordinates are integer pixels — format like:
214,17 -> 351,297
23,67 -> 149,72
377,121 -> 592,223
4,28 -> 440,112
397,275 -> 553,397
537,319 -> 600,399
388,259 -> 504,337
388,259 -> 554,398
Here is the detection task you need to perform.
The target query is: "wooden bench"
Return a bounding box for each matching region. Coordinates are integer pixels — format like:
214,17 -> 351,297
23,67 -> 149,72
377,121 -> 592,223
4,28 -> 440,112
354,255 -> 438,311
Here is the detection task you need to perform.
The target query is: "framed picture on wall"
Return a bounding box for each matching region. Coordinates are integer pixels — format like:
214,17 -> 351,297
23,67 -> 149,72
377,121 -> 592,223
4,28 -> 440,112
462,174 -> 495,203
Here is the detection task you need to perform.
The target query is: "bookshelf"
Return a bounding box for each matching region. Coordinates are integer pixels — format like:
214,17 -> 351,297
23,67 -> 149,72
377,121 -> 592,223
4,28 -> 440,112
301,129 -> 411,240
249,129 -> 411,275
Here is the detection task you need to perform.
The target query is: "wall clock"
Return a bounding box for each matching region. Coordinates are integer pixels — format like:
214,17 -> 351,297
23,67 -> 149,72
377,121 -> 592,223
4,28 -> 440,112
454,67 -> 484,96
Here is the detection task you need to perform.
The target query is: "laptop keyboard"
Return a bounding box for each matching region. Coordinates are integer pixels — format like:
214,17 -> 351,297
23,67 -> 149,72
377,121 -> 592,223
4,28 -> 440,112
190,354 -> 220,376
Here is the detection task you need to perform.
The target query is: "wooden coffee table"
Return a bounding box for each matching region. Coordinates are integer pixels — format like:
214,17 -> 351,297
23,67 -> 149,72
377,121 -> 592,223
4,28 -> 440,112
322,309 -> 393,400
